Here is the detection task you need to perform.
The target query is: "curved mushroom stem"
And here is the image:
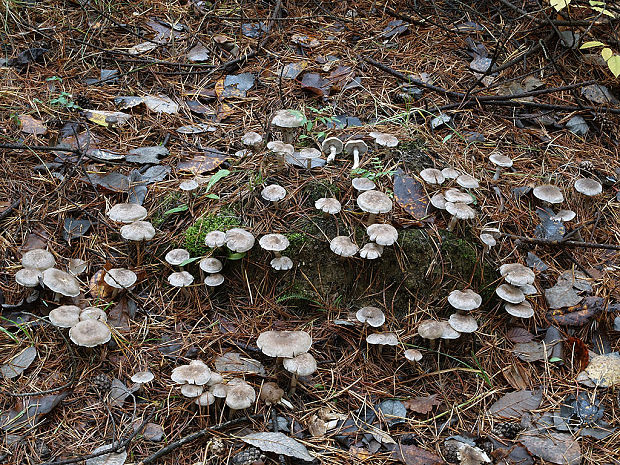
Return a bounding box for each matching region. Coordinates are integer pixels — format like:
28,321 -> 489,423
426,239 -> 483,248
352,148 -> 360,170
447,216 -> 458,232
326,147 -> 337,164
493,167 -> 502,181
289,374 -> 298,395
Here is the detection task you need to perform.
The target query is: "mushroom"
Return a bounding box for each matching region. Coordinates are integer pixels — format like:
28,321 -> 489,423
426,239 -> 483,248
419,168 -> 445,185
120,220 -> 155,265
315,198 -> 342,215
330,236 -> 359,257
496,283 -> 525,304
131,371 -> 154,384
204,273 -> 225,287
519,284 -> 538,296
68,258 -> 88,276
372,132 -> 399,148
480,233 -> 496,253
257,330 -> 312,359
430,192 -> 447,210
225,379 -> 256,411
574,178 -> 602,197
441,167 -> 460,179
445,202 -> 476,231
267,141 -> 294,169
261,184 -> 287,208
271,256 -> 294,270
68,320 -> 112,347
448,289 -> 482,312
499,263 -> 535,286
259,234 -> 290,268
242,131 -> 263,151
344,140 -> 368,170
356,306 -> 386,327
444,188 -> 474,205
107,203 -> 148,223
298,147 -> 322,169
404,349 -> 423,363
505,301 -> 534,319
448,313 -> 478,334
199,257 -> 223,274
181,384 -> 204,398
195,391 -> 216,406
165,249 -> 191,269
79,307 -> 107,322
204,230 -> 226,248
551,209 -> 576,222
322,137 -> 343,164
417,319 -> 444,349
489,152 -> 513,180
260,382 -> 284,405
533,185 -> 564,204
225,228 -> 255,255
283,353 -> 317,395
103,268 -> 137,297
15,268 -> 42,288
42,268 -> 80,300
438,321 -> 461,340
48,305 -> 81,328
456,174 -> 479,189
22,249 -> 56,270
352,177 -> 376,192
359,243 -> 383,259
271,109 -> 305,144
168,271 -> 194,288
366,332 -> 399,355
366,223 -> 398,246
171,360 -> 212,385
357,190 -> 393,224
180,179 -> 199,192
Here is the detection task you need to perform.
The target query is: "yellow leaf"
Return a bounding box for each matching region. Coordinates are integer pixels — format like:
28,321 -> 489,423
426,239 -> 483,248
550,0 -> 571,11
591,6 -> 615,17
601,48 -> 613,61
580,40 -> 605,49
607,55 -> 620,78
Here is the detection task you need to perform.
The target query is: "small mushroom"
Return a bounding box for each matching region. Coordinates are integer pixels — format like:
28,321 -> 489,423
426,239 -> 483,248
574,178 -> 602,197
271,256 -> 293,270
480,233 -> 496,253
107,203 -> 148,223
448,289 -> 482,312
489,152 -> 513,180
456,174 -> 479,189
344,140 -> 368,170
242,131 -> 263,151
204,230 -> 226,248
15,268 -> 42,288
366,332 -> 399,355
204,273 -> 225,287
499,263 -> 535,286
445,202 -> 476,231
195,391 -> 216,406
199,257 -> 223,274
181,384 -> 204,398
352,177 -> 376,192
404,349 -> 423,363
438,321 -> 461,340
165,249 -> 190,269
120,220 -> 155,265
180,179 -> 199,192
356,306 -> 385,327
225,379 -> 256,410
49,305 -> 82,328
22,249 -> 56,271
430,192 -> 447,210
441,167 -> 460,179
79,307 -> 107,322
496,283 -> 525,304
366,223 -> 398,246
261,184 -> 287,208
104,268 -> 137,297
444,188 -> 473,205
533,185 -> 564,204
69,320 -> 112,347
283,353 -> 317,395
42,268 -> 81,300
330,236 -> 359,257
372,132 -> 399,148
171,360 -> 212,385
505,301 -> 534,319
357,190 -> 393,224
257,330 -> 312,358
168,271 -> 194,288
322,137 -> 343,164
260,382 -> 284,405
271,109 -> 305,144
551,209 -> 576,222
359,242 -> 383,259
131,371 -> 155,384
419,168 -> 445,185
315,198 -> 342,215
448,313 -> 478,334
225,228 -> 255,254
417,319 -> 443,349
298,147 -> 322,169
259,234 -> 290,266
68,258 -> 88,276
266,141 -> 294,169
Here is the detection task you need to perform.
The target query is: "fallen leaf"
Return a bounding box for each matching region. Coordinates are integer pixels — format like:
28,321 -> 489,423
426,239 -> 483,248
177,150 -> 228,174
241,22 -> 267,39
328,65 -> 355,91
565,337 -> 589,371
581,84 -> 619,105
489,389 -> 542,418
393,168 -> 431,220
513,341 -> 551,362
19,114 -> 47,135
143,95 -> 179,114
214,352 -> 266,375
176,123 -> 216,134
85,443 -> 127,465
291,33 -> 320,48
546,296 -> 604,325
545,285 -> 582,310
126,146 -> 169,164
241,432 -> 313,462
404,394 -> 441,414
0,392 -> 68,432
108,378 -> 134,407
520,431 -> 581,465
63,218 -> 92,242
585,352 -> 620,387
300,73 -> 331,96
506,327 -> 534,343
391,443 -> 443,465
280,61 -> 308,80
114,96 -> 145,110
502,360 -> 531,390
88,172 -> 130,193
83,110 -> 131,127
377,399 -> 407,426
187,43 -> 209,62
1,346 -> 37,379
382,20 -> 409,39
11,47 -> 48,66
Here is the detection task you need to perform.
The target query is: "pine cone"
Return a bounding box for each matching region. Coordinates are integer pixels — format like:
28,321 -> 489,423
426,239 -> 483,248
93,373 -> 112,392
440,440 -> 460,463
211,438 -> 225,456
492,422 -> 523,439
232,447 -> 265,465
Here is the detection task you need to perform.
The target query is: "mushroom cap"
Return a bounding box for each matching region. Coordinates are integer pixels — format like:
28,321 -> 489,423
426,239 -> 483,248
208,372 -> 224,386
499,263 -> 535,286
15,268 -> 42,287
430,192 -> 447,210
225,228 -> 255,253
204,273 -> 225,286
283,353 -> 317,377
505,301 -> 534,318
374,133 -> 399,147
261,184 -> 287,202
445,202 -> 476,220
171,360 -> 212,385
357,190 -> 393,214
448,289 -> 482,311
417,320 -> 444,340
168,271 -> 194,287
441,167 -> 460,179
69,320 -> 111,347
260,382 -> 284,405
519,283 -> 538,296
257,330 -> 312,358
404,349 -> 423,362
359,242 -> 384,259
481,227 -> 501,238
271,109 -> 305,128
180,179 -> 199,191
330,236 -> 359,257
225,380 -> 256,409
271,256 -> 293,270
120,221 -> 156,242
448,313 -> 478,333
356,306 -> 386,327
444,188 -> 474,205
131,371 -> 154,384
267,141 -> 294,155
259,234 -> 290,252
366,223 -> 398,246
533,185 -> 564,203
496,283 -> 525,304
204,230 -> 226,248
366,332 -> 399,346
438,321 -> 461,340
49,305 -> 81,328
344,139 -> 368,155
489,152 -> 513,168
79,307 -> 107,322
181,384 -> 204,398
574,178 -> 602,196
242,131 -> 263,147
104,268 -> 137,289
107,203 -> 148,223
352,177 -> 376,191
298,147 -> 321,160
210,383 -> 228,398
199,257 -> 223,273
456,174 -> 480,189
195,391 -> 216,406
315,198 -> 342,214
42,268 -> 81,297
480,233 -> 496,247
551,209 -> 576,222
420,168 -> 445,185
322,137 -> 343,154
22,249 -> 56,270
165,248 -> 190,266
68,258 -> 88,276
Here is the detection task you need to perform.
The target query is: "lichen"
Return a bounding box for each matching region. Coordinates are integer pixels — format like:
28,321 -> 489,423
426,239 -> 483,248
183,212 -> 239,256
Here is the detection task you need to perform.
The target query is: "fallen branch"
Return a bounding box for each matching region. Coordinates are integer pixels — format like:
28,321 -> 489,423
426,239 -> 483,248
0,199 -> 19,221
500,233 -> 620,250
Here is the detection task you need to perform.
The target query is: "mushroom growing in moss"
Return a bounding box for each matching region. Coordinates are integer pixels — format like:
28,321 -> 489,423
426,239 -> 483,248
330,236 -> 359,257
366,224 -> 398,246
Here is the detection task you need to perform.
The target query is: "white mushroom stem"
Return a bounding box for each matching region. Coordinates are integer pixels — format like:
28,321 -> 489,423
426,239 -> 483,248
493,167 -> 502,181
305,158 -> 312,170
326,146 -> 337,164
352,147 -> 361,170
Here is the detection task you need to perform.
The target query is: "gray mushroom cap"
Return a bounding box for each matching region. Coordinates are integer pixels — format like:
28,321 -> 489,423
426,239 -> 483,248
505,301 -> 534,318
260,382 -> 284,405
359,242 -> 383,259
442,167 -> 460,179
69,320 -> 111,347
366,223 -> 398,246
489,152 -> 513,168
195,391 -> 216,406
448,289 -> 482,311
120,221 -> 155,241
79,307 -> 108,322
496,283 -> 525,304
261,184 -> 287,202
271,109 -> 305,128
298,147 -> 321,160
225,228 -> 255,253
210,383 -> 228,398
480,233 -> 496,248
374,133 -> 399,147
225,379 -> 256,409
456,174 -> 480,189
357,190 -> 393,214
344,140 -> 368,155
171,360 -> 212,385
259,234 -> 289,252
439,321 -> 461,340
199,257 -> 223,273
444,188 -> 474,205
42,268 -> 81,297
267,141 -> 294,155
315,198 -> 342,214
448,313 -> 478,333
283,353 -> 317,377
68,258 -> 88,276
499,263 -> 535,286
180,179 -> 199,191
49,305 -> 81,328
330,236 -> 359,257
168,271 -> 194,287
131,371 -> 154,384
107,203 -> 148,223
519,283 -> 538,295
533,185 -> 564,203
574,178 -> 602,196
204,230 -> 226,248
551,209 -> 576,222
204,273 -> 225,286
430,192 -> 447,210
352,177 -> 376,191
15,268 -> 42,287
445,202 -> 476,220
366,332 -> 399,346
22,249 -> 56,270
418,320 -> 444,340
257,330 -> 312,358
181,384 -> 203,398
404,349 -> 423,362
356,306 -> 386,327
165,248 -> 190,266
271,256 -> 293,270
420,168 -> 445,185
242,131 -> 263,147
322,137 -> 343,154
104,268 -> 137,289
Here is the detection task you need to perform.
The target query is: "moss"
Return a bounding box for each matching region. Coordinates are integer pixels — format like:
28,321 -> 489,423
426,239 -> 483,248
302,180 -> 341,204
183,212 -> 239,256
151,192 -> 183,228
285,232 -> 308,255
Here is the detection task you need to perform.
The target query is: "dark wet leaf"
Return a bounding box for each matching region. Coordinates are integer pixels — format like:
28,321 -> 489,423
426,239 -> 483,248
186,99 -> 212,114
141,165 -> 171,184
534,218 -> 565,240
114,96 -> 144,110
506,327 -> 534,343
526,252 -> 548,271
1,347 -> 37,379
391,443 -> 443,465
291,33 -> 320,48
146,18 -> 184,41
513,341 -> 550,362
502,360 -> 530,390
464,131 -> 485,143
561,393 -> 603,427
19,114 -> 47,135
377,400 -> 407,426
382,20 -> 409,39
214,352 -> 266,375
107,297 -> 136,330
547,296 -> 605,326
12,47 -> 49,66
489,390 -> 542,419
300,73 -> 331,96
177,149 -> 228,174
512,185 -> 531,199
241,22 -> 267,38
126,146 -> 169,164
520,431 -> 581,465
0,392 -> 68,432
488,438 -> 533,465
430,114 -> 451,129
281,61 -> 309,80
566,116 -> 588,136
581,84 -> 619,105
187,43 -> 209,62
328,66 -> 356,91
393,169 -> 430,220
242,432 -> 313,462
63,218 -> 92,242
404,394 -> 441,414
326,115 -> 363,129
109,378 -> 135,407
128,170 -> 147,205
89,172 -> 130,193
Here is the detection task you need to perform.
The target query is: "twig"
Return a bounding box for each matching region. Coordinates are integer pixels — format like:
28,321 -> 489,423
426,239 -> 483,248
0,199 -> 19,221
500,233 -> 620,250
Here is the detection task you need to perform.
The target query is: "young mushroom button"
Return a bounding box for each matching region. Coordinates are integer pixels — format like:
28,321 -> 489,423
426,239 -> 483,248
199,257 -> 223,274
242,131 -> 263,151
259,234 -> 289,258
271,256 -> 293,271
366,332 -> 399,347
357,190 -> 393,224
322,137 -> 343,164
168,271 -> 194,287
165,248 -> 190,267
283,353 -> 317,395
374,132 -> 399,148
204,273 -> 225,287
271,109 -> 305,144
404,349 -> 423,362
489,152 -> 513,180
344,140 -> 368,170
225,379 -> 256,410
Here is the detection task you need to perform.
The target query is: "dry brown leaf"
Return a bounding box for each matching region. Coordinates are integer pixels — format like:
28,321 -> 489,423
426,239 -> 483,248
520,431 -> 581,465
404,394 -> 441,414
19,114 -> 47,135
489,389 -> 542,419
502,360 -> 531,390
391,443 -> 444,465
506,327 -> 534,343
177,150 -> 228,174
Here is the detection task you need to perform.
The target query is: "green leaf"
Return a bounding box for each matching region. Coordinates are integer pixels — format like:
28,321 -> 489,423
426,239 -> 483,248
601,47 -> 613,61
179,257 -> 201,267
205,193 -> 219,199
227,251 -> 246,260
607,55 -> 620,77
204,169 -> 230,193
442,134 -> 453,143
549,357 -> 563,363
163,205 -> 189,215
580,40 -> 605,49
550,0 -> 571,10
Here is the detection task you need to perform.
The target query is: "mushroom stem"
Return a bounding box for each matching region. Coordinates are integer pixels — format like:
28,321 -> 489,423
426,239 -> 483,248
447,216 -> 458,232
274,251 -> 282,258
493,167 -> 502,181
289,374 -> 298,395
282,129 -> 295,145
53,292 -> 61,302
135,243 -> 143,267
367,213 -> 377,225
326,147 -> 337,164
305,158 -> 312,170
352,148 -> 360,170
